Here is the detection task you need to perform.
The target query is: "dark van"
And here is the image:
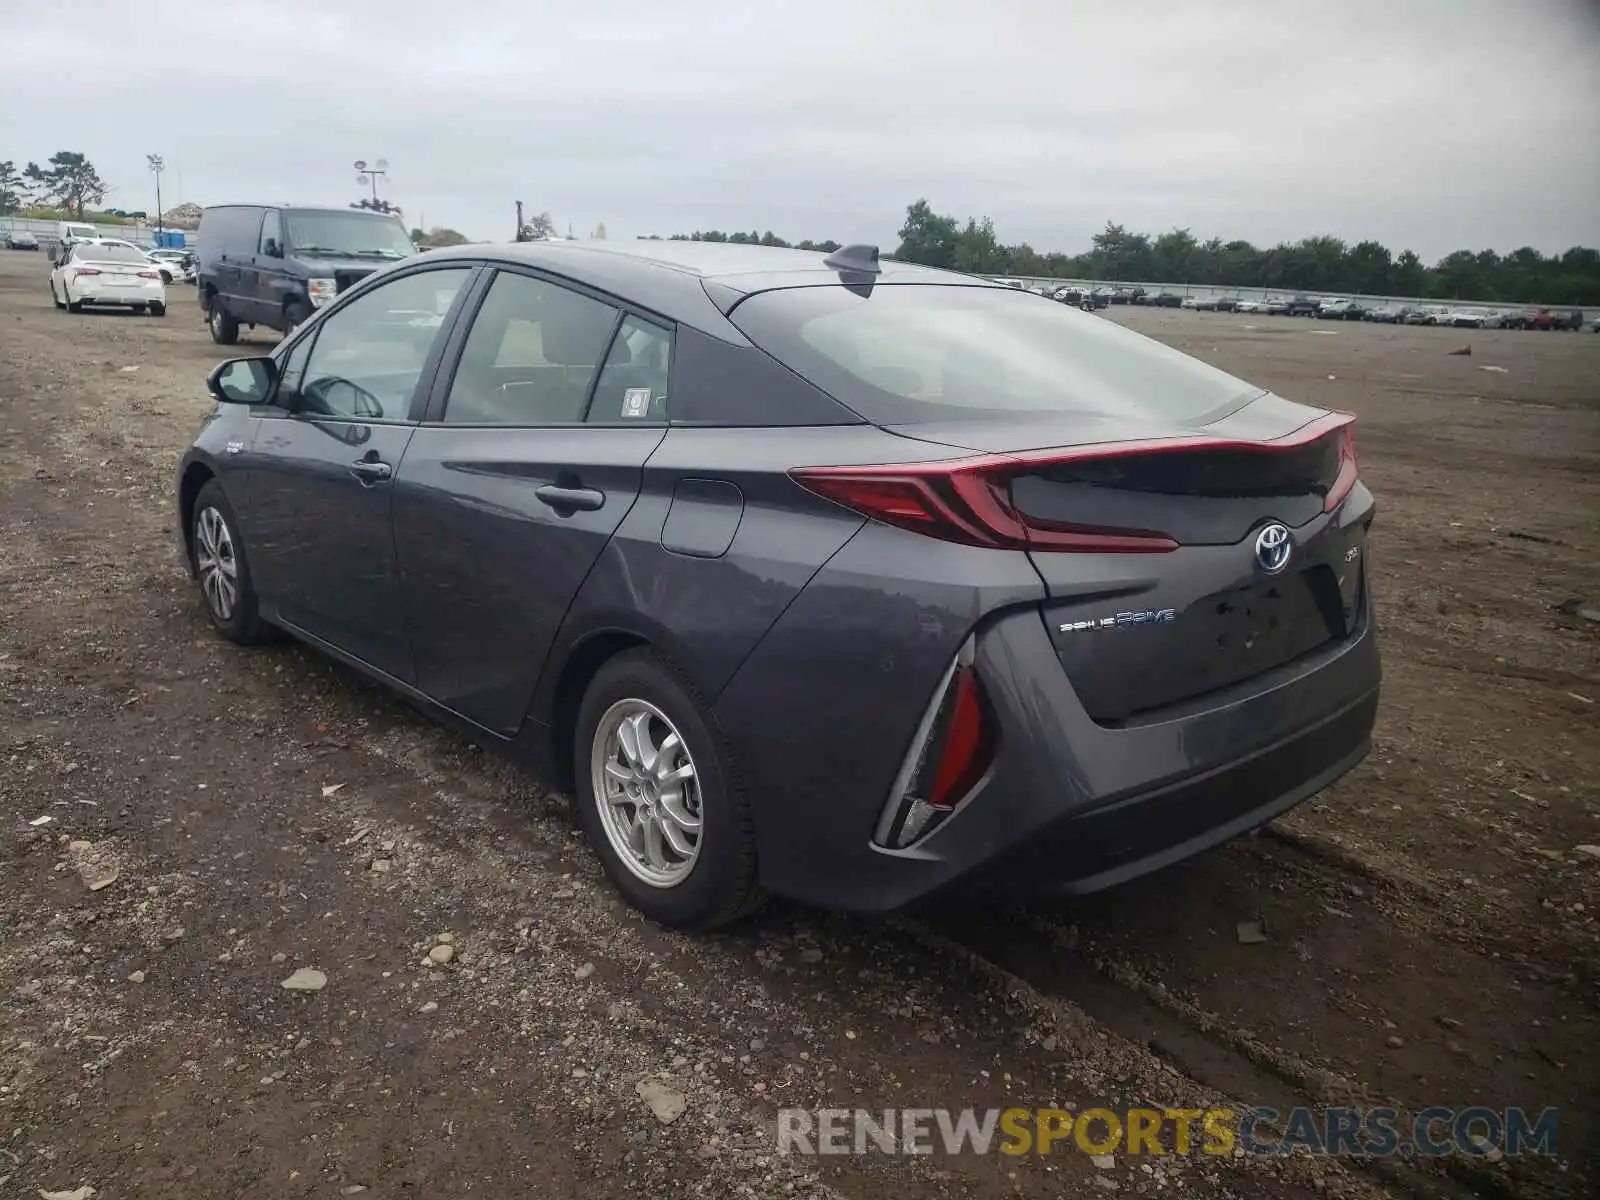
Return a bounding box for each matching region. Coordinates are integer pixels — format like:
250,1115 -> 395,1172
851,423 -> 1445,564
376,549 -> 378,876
196,204 -> 416,344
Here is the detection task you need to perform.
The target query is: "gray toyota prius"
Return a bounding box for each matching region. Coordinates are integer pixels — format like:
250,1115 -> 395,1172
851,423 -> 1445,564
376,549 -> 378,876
176,239 -> 1380,929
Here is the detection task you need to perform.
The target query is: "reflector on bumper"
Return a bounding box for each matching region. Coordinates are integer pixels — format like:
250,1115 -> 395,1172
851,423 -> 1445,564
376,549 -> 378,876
873,635 -> 996,850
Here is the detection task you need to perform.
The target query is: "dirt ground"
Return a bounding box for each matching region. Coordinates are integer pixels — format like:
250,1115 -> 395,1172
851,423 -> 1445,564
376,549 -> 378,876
0,250 -> 1595,1200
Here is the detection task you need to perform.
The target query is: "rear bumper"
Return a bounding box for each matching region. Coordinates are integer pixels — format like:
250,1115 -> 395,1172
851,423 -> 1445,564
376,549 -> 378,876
73,282 -> 165,305
736,573 -> 1380,913
965,685 -> 1376,897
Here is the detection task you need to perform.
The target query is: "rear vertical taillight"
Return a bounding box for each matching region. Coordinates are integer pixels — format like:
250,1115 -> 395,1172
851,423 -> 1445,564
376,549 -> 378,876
873,637 -> 996,850
1324,424 -> 1358,512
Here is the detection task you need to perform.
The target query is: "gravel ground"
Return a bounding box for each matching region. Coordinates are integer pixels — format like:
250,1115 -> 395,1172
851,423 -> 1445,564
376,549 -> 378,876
0,250 -> 1595,1200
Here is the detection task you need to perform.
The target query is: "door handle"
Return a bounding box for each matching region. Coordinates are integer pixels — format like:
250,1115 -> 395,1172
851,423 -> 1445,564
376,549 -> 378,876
535,484 -> 605,512
349,458 -> 393,483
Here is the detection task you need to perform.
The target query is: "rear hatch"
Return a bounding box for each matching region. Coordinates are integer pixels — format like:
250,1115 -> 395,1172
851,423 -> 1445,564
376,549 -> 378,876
1008,417 -> 1363,723
881,402 -> 1366,723
727,278 -> 1372,723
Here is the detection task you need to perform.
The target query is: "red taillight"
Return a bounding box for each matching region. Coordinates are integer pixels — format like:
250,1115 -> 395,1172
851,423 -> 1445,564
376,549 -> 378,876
1324,424 -> 1359,512
792,412 -> 1358,553
926,666 -> 991,808
791,459 -> 1178,553
138,270 -> 159,279
874,639 -> 997,850
74,268 -> 102,276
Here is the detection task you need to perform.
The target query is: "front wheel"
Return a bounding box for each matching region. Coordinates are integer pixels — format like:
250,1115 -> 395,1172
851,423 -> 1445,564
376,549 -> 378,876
191,480 -> 267,644
575,650 -> 763,930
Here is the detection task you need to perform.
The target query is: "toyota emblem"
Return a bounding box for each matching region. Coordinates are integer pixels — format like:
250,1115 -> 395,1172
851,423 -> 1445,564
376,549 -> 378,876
1254,522 -> 1292,574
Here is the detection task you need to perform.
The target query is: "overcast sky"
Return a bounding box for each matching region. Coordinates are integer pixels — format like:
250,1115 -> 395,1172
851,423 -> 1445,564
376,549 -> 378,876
3,0 -> 1597,259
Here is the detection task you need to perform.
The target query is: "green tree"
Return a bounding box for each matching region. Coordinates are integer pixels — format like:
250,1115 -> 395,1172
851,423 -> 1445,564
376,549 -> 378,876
29,151 -> 109,216
894,199 -> 961,268
0,161 -> 23,214
518,210 -> 556,239
1391,249 -> 1426,296
1088,222 -> 1154,280
952,217 -> 1003,274
1152,228 -> 1199,282
1344,240 -> 1393,294
1432,250 -> 1483,299
649,203 -> 1600,304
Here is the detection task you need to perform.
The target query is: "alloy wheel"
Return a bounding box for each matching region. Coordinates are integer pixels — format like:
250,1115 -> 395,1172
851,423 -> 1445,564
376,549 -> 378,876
194,505 -> 238,622
590,699 -> 703,888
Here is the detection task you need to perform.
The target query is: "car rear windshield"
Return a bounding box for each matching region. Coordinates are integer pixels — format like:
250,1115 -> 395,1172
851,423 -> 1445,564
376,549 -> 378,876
80,245 -> 149,264
728,284 -> 1263,424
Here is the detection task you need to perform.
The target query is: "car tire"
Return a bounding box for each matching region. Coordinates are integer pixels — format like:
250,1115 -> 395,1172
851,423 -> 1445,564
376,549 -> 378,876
160,269 -> 173,284
51,281 -> 64,310
191,479 -> 267,645
149,302 -> 166,318
66,288 -> 83,314
208,300 -> 239,345
283,299 -> 311,333
574,649 -> 764,930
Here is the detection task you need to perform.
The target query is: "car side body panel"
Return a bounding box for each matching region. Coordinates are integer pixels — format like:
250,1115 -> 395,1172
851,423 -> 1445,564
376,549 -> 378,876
390,424 -> 669,735
712,521 -> 1052,904
518,426 -> 880,767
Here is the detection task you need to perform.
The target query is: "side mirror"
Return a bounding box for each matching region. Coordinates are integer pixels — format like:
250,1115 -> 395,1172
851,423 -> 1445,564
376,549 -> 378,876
263,239 -> 283,258
208,356 -> 277,405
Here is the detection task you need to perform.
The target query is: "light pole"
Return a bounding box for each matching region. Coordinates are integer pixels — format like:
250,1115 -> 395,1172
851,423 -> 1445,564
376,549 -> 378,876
146,154 -> 164,240
353,158 -> 389,209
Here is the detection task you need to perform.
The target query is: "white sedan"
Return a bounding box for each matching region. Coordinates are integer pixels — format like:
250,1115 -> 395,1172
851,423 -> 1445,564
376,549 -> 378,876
145,248 -> 193,283
50,241 -> 167,316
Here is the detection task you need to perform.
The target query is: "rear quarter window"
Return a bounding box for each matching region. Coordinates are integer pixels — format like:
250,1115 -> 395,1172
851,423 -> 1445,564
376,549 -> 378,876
728,284 -> 1262,425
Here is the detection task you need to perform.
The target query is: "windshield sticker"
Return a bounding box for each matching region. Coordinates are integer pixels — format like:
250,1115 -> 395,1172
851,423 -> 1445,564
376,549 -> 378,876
621,388 -> 651,418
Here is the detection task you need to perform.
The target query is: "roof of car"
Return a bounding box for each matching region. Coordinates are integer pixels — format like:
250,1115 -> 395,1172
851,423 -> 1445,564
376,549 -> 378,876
202,203 -> 402,217
414,239 -> 989,333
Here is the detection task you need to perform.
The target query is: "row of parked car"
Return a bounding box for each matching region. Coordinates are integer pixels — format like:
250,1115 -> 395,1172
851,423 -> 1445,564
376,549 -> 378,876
994,278 -> 1592,331
1182,294 -> 1589,330
6,223 -> 197,283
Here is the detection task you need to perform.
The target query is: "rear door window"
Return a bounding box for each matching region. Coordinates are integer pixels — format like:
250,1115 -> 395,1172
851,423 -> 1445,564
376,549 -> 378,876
728,284 -> 1263,425
588,315 -> 672,422
441,271 -> 620,425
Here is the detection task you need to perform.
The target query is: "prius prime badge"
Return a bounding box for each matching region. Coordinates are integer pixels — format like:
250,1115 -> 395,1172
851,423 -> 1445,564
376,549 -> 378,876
1254,522 -> 1292,574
